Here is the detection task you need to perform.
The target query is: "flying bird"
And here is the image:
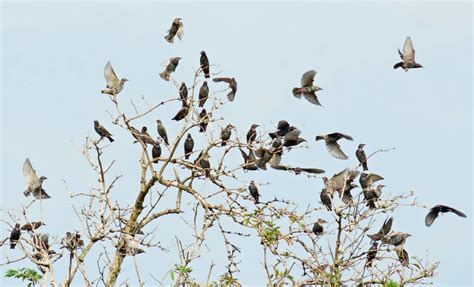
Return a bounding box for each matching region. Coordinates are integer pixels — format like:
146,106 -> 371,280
283,126 -> 306,148
23,158 -> 50,199
292,70 -> 323,106
21,221 -> 45,232
356,144 -> 368,171
164,17 -> 184,43
382,232 -> 411,248
367,217 -> 393,241
425,205 -> 467,227
101,61 -> 128,96
312,219 -> 327,236
179,82 -> 188,102
172,104 -> 189,121
393,36 -> 423,71
94,120 -> 114,142
200,51 -> 210,78
152,142 -> 161,163
184,134 -> 194,159
239,148 -> 258,171
359,172 -> 384,189
160,57 -> 182,81
199,81 -> 209,107
246,124 -> 259,144
198,109 -> 209,132
220,124 -> 234,146
254,147 -> 273,170
133,126 -> 156,145
271,165 -> 325,175
156,120 -> 169,145
248,181 -> 260,204
9,224 -> 20,249
316,132 -> 353,160
213,77 -> 237,101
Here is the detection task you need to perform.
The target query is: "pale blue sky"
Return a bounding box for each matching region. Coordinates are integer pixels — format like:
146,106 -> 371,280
1,1 -> 472,286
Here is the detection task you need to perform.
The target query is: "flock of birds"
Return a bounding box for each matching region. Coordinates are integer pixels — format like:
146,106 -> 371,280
8,17 -> 467,273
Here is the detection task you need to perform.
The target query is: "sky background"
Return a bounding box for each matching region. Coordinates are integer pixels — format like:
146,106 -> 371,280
1,1 -> 472,286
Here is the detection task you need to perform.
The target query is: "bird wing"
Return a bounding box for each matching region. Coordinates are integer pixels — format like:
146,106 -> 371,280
303,93 -> 322,106
104,62 -> 120,88
23,158 -> 39,184
284,128 -> 301,141
425,208 -> 439,227
32,189 -> 51,199
403,37 -> 415,61
381,217 -> 393,235
300,70 -> 316,87
326,141 -> 349,160
213,77 -> 232,84
367,173 -> 384,183
176,22 -> 184,40
329,132 -> 353,141
445,206 -> 467,218
161,59 -> 171,67
300,168 -> 325,174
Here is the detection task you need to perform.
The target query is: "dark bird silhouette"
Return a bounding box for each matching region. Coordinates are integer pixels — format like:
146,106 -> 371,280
156,120 -> 169,145
195,152 -> 211,177
200,51 -> 210,78
356,144 -> 368,171
9,224 -> 20,249
172,104 -> 189,121
246,124 -> 259,144
160,57 -> 182,81
239,148 -> 258,171
292,70 -> 323,106
23,158 -> 50,199
213,77 -> 237,101
359,172 -> 384,189
254,147 -> 273,170
119,235 -> 145,256
393,36 -> 423,71
363,185 -> 385,209
198,81 -> 209,107
101,61 -> 128,96
164,17 -> 183,43
269,120 -> 290,139
312,219 -> 327,236
315,132 -> 353,160
21,221 -> 45,232
220,124 -> 234,146
198,109 -> 209,132
396,248 -> 409,266
248,181 -> 260,204
367,217 -> 393,241
152,142 -> 161,163
320,188 -> 332,211
425,205 -> 467,227
184,134 -> 194,159
62,232 -> 83,252
283,126 -> 306,148
179,82 -> 188,102
133,126 -> 156,145
271,165 -> 325,175
366,242 -> 378,267
94,120 -> 114,142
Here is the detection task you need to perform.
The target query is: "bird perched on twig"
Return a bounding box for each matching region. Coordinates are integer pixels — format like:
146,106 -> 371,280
23,158 -> 50,199
283,126 -> 306,148
172,104 -> 189,121
363,184 -> 385,209
339,183 -> 358,205
425,205 -> 467,227
21,222 -> 45,232
220,124 -> 235,146
213,77 -> 237,101
325,168 -> 360,196
133,126 -> 156,146
356,144 -> 368,171
246,124 -> 259,144
94,120 -> 114,142
239,148 -> 258,171
320,188 -> 332,211
184,134 -> 194,160
198,109 -> 209,132
359,172 -> 384,189
312,219 -> 327,235
199,81 -> 209,107
382,232 -> 411,249
195,151 -> 211,177
316,132 -> 353,160
396,248 -> 409,266
200,51 -> 210,78
367,217 -> 393,241
248,181 -> 260,204
179,82 -> 188,102
152,142 -> 161,163
393,36 -> 423,71
101,61 -> 128,96
292,70 -> 323,106
160,57 -> 182,81
366,242 -> 378,267
164,17 -> 183,43
9,224 -> 20,249
156,120 -> 169,145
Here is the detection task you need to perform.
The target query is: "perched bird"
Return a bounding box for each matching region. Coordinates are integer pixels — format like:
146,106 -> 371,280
312,219 -> 328,236
359,172 -> 384,189
382,232 -> 411,248
133,126 -> 156,145
363,184 -> 385,209
315,132 -> 353,160
156,120 -> 169,145
198,81 -> 209,107
239,148 -> 258,171
292,70 -> 323,106
101,61 -> 128,96
367,217 -> 393,241
94,120 -> 114,142
160,57 -> 182,81
246,124 -> 259,144
366,242 -> 378,267
21,221 -> 45,232
425,205 -> 467,227
320,188 -> 332,211
164,17 -> 184,43
254,147 -> 273,170
198,109 -> 209,132
393,36 -> 423,71
339,183 -> 358,205
179,82 -> 188,102
23,158 -> 50,199
326,168 -> 360,196
9,224 -> 21,249
119,235 -> 145,256
213,77 -> 237,101
184,134 -> 194,159
396,248 -> 409,266
220,124 -> 234,146
33,233 -> 50,251
152,142 -> 161,163
200,51 -> 210,78
283,126 -> 306,148
195,152 -> 211,177
172,104 -> 189,121
248,181 -> 260,204
356,144 -> 368,171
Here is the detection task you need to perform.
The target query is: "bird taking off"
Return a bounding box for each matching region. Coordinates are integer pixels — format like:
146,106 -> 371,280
425,205 -> 466,227
315,132 -> 353,160
292,70 -> 323,106
393,37 -> 423,71
160,57 -> 182,81
23,158 -> 50,199
213,77 -> 237,101
94,120 -> 114,142
101,61 -> 128,96
164,17 -> 183,43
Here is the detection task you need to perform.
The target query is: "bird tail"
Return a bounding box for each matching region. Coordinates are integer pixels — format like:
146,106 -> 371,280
393,62 -> 403,69
204,74 -> 210,79
362,162 -> 368,171
292,87 -> 303,98
185,153 -> 190,160
101,89 -> 110,94
221,141 -> 227,146
107,136 -> 114,143
164,35 -> 174,43
159,71 -> 170,81
10,243 -> 16,249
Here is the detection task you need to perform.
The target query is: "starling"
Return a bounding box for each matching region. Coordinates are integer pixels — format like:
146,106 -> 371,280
292,70 -> 323,106
283,126 -> 306,147
164,17 -> 184,43
9,223 -> 21,249
356,144 -> 368,171
101,61 -> 128,96
366,242 -> 378,267
359,172 -> 384,189
312,219 -> 327,236
271,165 -> 324,175
195,152 -> 211,177
363,184 -> 384,209
179,82 -> 188,102
172,104 -> 189,121
246,124 -> 259,144
63,232 -> 83,252
133,126 -> 156,145
213,77 -> 237,101
184,133 -> 194,159
94,120 -> 114,142
248,180 -> 260,204
152,142 -> 161,163
119,235 -> 145,256
367,217 -> 393,241
198,108 -> 209,132
23,158 -> 50,199
160,57 -> 182,81
396,248 -> 409,266
33,233 -> 50,251
198,81 -> 209,107
339,183 -> 358,205
320,188 -> 332,211
156,120 -> 169,145
393,36 -> 423,71
315,132 -> 353,160
220,124 -> 234,146
21,221 -> 45,231
327,168 -> 360,195
239,148 -> 258,171
382,232 -> 411,248
425,205 -> 467,227
200,51 -> 210,78
254,147 -> 273,170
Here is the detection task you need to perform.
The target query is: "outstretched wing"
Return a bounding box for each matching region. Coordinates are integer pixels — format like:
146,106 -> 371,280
445,206 -> 467,218
403,37 -> 415,61
329,132 -> 353,141
425,208 -> 439,227
301,70 -> 316,87
213,77 -> 232,84
326,141 -> 349,160
23,158 -> 39,184
303,94 -> 322,106
176,21 -> 184,40
104,61 -> 120,88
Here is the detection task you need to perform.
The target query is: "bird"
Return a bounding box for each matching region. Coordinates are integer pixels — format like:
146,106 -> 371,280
94,120 -> 114,142
425,205 -> 467,227
101,61 -> 128,96
363,185 -> 385,209
366,242 -> 378,267
326,168 -> 360,196
119,235 -> 145,256
339,183 -> 358,205
271,165 -> 325,175
283,126 -> 306,148
23,158 -> 50,199
33,233 -> 50,251
160,57 -> 182,81
356,144 -> 368,171
184,134 -> 194,159
32,252 -> 50,274
133,126 -> 156,145
382,232 -> 411,248
359,172 -> 384,189
213,77 -> 237,101
220,124 -> 234,146
396,248 -> 409,266
152,142 -> 161,163
21,221 -> 45,231
315,132 -> 353,160
198,109 -> 209,132
269,120 -> 291,139
172,104 -> 189,121
200,51 -> 210,78
195,152 -> 211,177
292,70 -> 323,106
239,148 -> 258,171
246,124 -> 259,144
393,36 -> 423,71
179,82 -> 188,102
320,188 -> 332,211
312,219 -> 327,235
248,181 -> 260,204
367,217 -> 393,241
156,120 -> 169,145
9,224 -> 21,249
199,81 -> 209,107
164,17 -> 184,43
62,232 -> 83,252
